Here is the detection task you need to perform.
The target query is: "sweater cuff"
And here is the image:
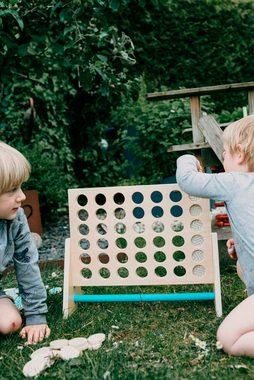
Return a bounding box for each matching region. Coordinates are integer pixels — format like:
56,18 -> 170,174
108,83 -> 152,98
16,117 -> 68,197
26,314 -> 47,326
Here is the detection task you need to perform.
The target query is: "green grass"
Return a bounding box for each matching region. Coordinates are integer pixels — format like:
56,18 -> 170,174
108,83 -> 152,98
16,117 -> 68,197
1,261 -> 254,379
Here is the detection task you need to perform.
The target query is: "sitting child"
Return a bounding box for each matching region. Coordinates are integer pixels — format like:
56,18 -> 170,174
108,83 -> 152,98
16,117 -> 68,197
176,115 -> 254,358
0,141 -> 50,344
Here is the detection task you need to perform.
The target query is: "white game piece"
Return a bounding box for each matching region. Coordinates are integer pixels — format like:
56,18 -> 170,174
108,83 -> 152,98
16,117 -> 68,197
88,341 -> 102,350
30,346 -> 53,360
69,337 -> 89,351
50,339 -> 69,350
23,357 -> 50,378
59,345 -> 81,360
87,333 -> 106,344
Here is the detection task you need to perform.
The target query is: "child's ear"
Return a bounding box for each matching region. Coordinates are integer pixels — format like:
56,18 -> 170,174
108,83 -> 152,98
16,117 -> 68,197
235,144 -> 246,164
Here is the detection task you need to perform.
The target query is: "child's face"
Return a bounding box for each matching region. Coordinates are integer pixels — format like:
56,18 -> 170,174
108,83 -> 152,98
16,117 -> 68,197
0,187 -> 26,220
222,143 -> 245,172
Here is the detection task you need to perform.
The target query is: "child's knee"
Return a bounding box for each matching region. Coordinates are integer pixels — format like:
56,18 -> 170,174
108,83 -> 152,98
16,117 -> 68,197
0,314 -> 22,335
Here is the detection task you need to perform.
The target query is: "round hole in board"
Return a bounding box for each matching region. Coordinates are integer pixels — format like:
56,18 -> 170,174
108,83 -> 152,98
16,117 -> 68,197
170,205 -> 183,217
79,224 -> 89,235
116,238 -> 127,249
154,251 -> 166,262
135,252 -> 147,263
117,252 -> 128,263
155,266 -> 167,277
114,208 -> 126,219
113,192 -> 125,205
96,208 -> 107,220
132,192 -> 144,204
78,209 -> 88,221
134,237 -> 146,248
80,253 -> 91,264
98,253 -> 109,264
136,267 -> 148,278
118,267 -> 129,278
77,194 -> 88,207
95,193 -> 106,206
169,190 -> 182,202
151,206 -> 163,218
99,268 -> 110,278
81,268 -> 92,279
153,236 -> 165,248
174,266 -> 186,277
150,191 -> 163,203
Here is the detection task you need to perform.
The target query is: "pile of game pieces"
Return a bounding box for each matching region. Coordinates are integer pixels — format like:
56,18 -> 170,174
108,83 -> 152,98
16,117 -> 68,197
23,333 -> 106,378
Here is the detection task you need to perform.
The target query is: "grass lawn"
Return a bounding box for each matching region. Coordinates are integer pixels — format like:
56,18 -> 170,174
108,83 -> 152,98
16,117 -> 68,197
1,258 -> 254,379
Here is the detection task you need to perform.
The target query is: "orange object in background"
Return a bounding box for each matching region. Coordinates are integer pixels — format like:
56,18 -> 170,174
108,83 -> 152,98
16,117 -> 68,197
21,190 -> 43,236
214,201 -> 230,227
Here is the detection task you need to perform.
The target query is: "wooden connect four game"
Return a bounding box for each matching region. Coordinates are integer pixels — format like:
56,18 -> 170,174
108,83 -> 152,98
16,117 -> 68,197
63,184 -> 222,317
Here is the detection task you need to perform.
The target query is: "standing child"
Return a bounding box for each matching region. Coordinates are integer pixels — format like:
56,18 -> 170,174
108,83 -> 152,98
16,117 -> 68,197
176,115 -> 254,358
0,141 -> 50,344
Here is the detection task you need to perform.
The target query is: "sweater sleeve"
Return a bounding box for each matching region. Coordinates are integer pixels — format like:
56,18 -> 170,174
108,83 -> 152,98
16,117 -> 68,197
12,209 -> 48,325
176,154 -> 236,202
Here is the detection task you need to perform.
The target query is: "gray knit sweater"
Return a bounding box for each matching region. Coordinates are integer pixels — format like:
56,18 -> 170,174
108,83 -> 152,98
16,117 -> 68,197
0,208 -> 47,325
176,154 -> 254,296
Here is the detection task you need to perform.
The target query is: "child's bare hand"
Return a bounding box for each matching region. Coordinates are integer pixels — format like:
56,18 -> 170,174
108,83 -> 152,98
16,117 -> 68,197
226,238 -> 237,260
196,159 -> 203,172
19,324 -> 51,344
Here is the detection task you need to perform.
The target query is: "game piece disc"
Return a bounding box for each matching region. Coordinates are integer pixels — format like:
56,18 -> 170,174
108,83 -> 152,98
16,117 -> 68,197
59,345 -> 81,360
23,357 -> 50,378
50,339 -> 69,350
69,337 -> 89,351
87,333 -> 106,344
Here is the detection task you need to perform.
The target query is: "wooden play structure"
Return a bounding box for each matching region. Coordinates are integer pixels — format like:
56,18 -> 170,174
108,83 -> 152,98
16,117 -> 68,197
63,184 -> 222,318
147,81 -> 254,163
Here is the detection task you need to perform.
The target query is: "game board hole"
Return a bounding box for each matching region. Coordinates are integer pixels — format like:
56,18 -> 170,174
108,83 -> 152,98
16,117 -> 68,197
99,268 -> 110,278
193,265 -> 205,277
174,266 -> 186,277
173,250 -> 185,262
132,192 -> 144,204
189,204 -> 202,216
114,192 -> 125,205
151,191 -> 163,203
77,194 -> 88,207
79,224 -> 89,235
133,222 -> 145,233
191,234 -> 204,246
96,208 -> 107,220
118,267 -> 129,278
155,266 -> 167,277
114,207 -> 126,219
151,206 -> 163,218
95,193 -> 106,206
81,268 -> 92,279
136,267 -> 148,277
80,253 -> 91,264
79,239 -> 90,250
153,236 -> 165,247
134,237 -> 146,248
152,221 -> 164,233
97,238 -> 108,249
115,223 -> 126,234
78,209 -> 88,221
97,223 -> 107,235
133,207 -> 145,219
190,219 -> 203,231
117,252 -> 128,263
169,190 -> 182,202
154,251 -> 166,262
116,238 -> 127,249
98,253 -> 109,264
135,252 -> 147,263
171,220 -> 183,232
172,236 -> 185,247
170,205 -> 183,217
192,250 -> 205,262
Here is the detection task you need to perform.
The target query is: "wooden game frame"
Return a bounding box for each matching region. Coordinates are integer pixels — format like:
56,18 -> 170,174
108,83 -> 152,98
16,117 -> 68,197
63,184 -> 222,318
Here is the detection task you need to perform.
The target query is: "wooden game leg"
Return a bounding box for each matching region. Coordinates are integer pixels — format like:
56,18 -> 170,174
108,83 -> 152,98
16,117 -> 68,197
212,232 -> 222,317
63,238 -> 76,318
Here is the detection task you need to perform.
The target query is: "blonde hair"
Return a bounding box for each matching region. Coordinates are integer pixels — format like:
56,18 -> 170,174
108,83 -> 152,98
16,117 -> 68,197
223,115 -> 254,168
0,141 -> 31,194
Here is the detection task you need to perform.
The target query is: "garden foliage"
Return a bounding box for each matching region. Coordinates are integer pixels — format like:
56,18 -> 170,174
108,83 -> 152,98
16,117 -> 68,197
0,0 -> 254,216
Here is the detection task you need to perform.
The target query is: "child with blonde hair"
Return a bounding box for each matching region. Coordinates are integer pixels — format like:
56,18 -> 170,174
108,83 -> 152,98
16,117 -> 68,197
0,141 -> 50,344
176,115 -> 254,358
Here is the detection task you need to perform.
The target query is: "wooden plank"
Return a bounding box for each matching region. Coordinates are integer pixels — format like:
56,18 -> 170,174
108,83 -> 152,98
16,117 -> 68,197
147,81 -> 254,101
248,90 -> 254,114
190,96 -> 203,143
198,115 -> 223,163
167,142 -> 210,152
